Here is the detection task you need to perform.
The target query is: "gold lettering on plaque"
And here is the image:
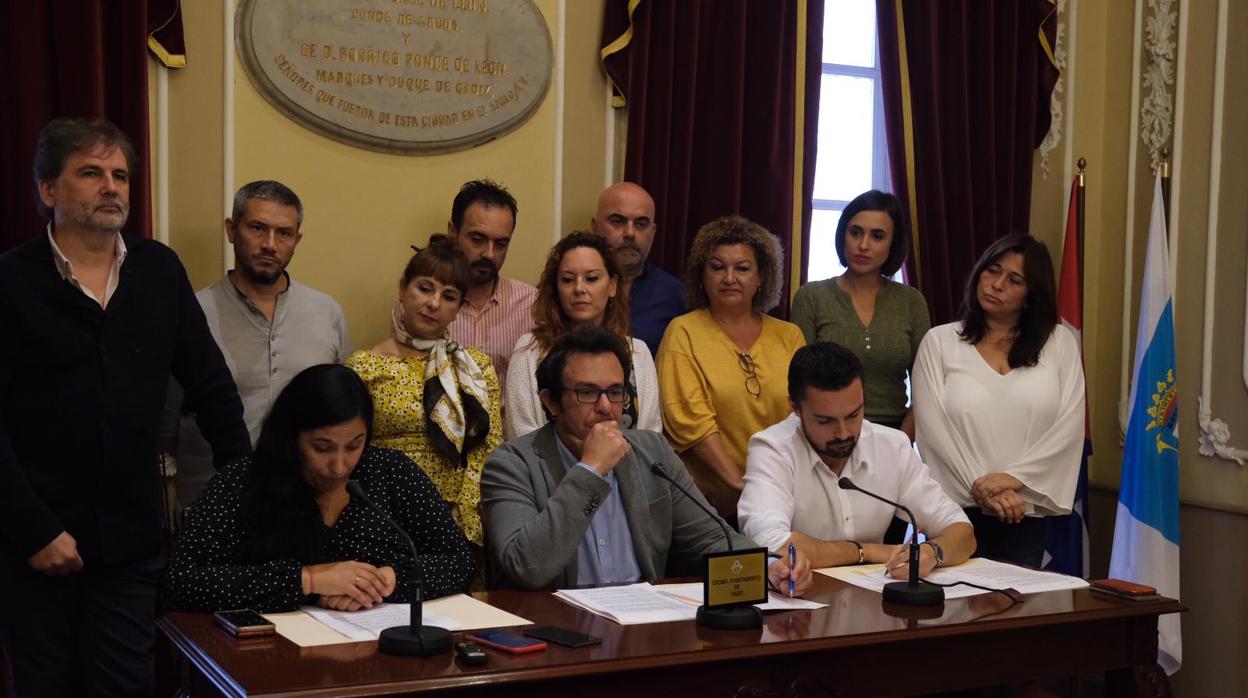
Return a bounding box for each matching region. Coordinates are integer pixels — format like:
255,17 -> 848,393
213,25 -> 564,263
418,16 -> 460,31
339,47 -> 401,66
405,53 -> 449,71
351,9 -> 393,22
273,55 -> 316,94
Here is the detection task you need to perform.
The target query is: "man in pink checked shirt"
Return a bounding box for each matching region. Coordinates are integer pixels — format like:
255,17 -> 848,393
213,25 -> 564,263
443,179 -> 537,388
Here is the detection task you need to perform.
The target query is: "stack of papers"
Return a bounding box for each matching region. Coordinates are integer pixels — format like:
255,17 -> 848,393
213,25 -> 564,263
555,583 -> 698,624
261,593 -> 533,647
305,604 -> 464,642
654,583 -> 828,612
816,557 -> 1089,600
554,582 -> 828,625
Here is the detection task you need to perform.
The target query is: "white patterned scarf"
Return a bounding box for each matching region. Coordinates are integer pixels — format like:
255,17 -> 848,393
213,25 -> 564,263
391,297 -> 491,454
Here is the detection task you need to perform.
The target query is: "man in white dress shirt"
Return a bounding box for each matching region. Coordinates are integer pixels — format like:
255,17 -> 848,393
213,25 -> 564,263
739,342 -> 975,578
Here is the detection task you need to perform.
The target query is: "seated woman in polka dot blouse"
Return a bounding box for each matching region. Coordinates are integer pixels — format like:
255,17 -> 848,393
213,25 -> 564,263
163,364 -> 476,613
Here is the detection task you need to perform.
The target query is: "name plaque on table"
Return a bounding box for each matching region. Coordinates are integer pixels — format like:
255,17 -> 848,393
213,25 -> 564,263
235,0 -> 553,154
703,548 -> 768,608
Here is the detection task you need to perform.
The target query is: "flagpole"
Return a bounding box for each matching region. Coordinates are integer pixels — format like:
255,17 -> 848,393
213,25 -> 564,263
1160,149 -> 1171,231
1076,157 -> 1086,303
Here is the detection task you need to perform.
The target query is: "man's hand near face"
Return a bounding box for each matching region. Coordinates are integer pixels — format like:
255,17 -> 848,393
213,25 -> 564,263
580,420 -> 631,476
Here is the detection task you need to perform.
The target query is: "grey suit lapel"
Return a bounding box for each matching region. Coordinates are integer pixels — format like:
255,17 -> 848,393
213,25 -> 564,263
532,423 -> 579,586
533,424 -> 566,486
615,445 -> 659,580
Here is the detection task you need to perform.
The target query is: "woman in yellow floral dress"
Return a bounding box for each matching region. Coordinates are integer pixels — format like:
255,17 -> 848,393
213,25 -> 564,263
346,241 -> 502,584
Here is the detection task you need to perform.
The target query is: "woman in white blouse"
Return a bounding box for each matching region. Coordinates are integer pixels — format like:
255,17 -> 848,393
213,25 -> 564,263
504,232 -> 661,439
912,234 -> 1085,567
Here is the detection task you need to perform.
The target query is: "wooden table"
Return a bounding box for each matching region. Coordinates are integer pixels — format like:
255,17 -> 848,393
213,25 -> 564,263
157,574 -> 1182,697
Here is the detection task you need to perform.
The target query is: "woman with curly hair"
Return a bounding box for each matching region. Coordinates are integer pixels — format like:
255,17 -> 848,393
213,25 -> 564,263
504,231 -> 660,439
656,216 -> 805,521
345,241 -> 503,577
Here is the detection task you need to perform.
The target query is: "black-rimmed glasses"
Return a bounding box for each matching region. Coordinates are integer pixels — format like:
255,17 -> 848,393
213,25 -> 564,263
738,353 -> 761,397
566,386 -> 631,404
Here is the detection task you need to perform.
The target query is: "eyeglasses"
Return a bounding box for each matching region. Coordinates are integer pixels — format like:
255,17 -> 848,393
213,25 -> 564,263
566,386 -> 631,404
738,353 -> 761,397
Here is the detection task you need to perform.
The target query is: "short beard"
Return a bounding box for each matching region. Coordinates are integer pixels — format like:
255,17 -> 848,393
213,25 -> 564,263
802,423 -> 856,460
469,260 -> 498,286
237,259 -> 286,286
817,439 -> 856,459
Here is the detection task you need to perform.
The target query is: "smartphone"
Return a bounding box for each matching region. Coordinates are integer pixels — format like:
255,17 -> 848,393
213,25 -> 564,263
1089,578 -> 1158,598
466,630 -> 547,654
523,626 -> 601,648
213,609 -> 276,638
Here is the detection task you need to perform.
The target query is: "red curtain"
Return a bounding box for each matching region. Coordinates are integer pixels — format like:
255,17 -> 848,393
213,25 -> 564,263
878,0 -> 1059,324
0,0 -> 163,253
601,0 -> 824,317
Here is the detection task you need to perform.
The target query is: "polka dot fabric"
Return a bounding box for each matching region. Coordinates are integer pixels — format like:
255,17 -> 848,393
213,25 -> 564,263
163,447 -> 475,613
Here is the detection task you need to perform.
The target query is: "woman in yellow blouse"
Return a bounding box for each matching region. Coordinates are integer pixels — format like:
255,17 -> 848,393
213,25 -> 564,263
657,216 -> 805,520
346,241 -> 503,571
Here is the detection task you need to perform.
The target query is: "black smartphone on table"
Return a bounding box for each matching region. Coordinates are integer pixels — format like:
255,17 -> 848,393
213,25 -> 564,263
213,609 -> 276,638
523,626 -> 602,648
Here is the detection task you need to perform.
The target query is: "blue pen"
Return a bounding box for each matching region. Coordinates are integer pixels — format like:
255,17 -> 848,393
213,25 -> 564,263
787,543 -> 796,597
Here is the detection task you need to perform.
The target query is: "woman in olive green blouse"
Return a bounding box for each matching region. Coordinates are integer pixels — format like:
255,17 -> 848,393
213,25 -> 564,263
790,190 -> 930,440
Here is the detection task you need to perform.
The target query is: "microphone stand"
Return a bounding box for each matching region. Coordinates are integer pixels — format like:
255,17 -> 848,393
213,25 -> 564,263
649,463 -> 763,629
838,476 -> 944,606
346,480 -> 453,656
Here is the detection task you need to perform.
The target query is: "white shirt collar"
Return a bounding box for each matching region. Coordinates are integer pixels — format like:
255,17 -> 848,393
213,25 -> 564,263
46,224 -> 128,306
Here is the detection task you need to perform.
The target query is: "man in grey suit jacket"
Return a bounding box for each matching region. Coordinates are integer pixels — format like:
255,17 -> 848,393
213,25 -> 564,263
481,326 -> 811,591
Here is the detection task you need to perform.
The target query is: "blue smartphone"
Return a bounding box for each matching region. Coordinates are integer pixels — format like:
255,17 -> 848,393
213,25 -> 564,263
466,630 -> 547,654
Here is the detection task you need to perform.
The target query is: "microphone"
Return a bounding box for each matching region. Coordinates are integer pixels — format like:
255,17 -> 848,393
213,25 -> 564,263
838,475 -> 944,606
345,479 -> 452,656
648,462 -> 733,551
649,462 -> 766,630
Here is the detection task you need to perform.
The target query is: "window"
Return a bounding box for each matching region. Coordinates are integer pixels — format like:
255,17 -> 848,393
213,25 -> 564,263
808,0 -> 893,282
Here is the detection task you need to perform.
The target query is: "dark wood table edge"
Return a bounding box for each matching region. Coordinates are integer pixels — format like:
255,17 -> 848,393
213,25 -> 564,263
158,591 -> 1186,697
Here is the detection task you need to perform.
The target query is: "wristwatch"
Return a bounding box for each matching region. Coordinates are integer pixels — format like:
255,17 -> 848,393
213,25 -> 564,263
923,541 -> 945,567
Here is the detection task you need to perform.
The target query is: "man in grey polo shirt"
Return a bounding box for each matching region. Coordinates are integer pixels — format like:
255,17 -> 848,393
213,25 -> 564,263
166,180 -> 349,510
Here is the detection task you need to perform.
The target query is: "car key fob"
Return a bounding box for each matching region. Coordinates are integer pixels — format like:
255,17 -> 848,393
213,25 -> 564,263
455,640 -> 488,666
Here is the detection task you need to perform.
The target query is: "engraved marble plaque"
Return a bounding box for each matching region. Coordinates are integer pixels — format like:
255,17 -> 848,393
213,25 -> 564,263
235,0 -> 553,154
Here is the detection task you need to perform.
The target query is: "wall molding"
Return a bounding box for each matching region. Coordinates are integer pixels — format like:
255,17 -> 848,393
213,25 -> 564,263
156,64 -> 170,245
1196,0 -> 1246,466
223,0 -> 235,273
1119,0 -> 1146,437
552,0 -> 566,245
1037,0 -> 1067,179
1140,0 -> 1177,173
604,83 -> 616,188
1060,0 -> 1078,188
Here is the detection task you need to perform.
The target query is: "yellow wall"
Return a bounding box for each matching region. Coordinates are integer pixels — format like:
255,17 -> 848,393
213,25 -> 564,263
1027,0 -> 1248,512
164,0 -> 609,350
1028,0 -> 1248,692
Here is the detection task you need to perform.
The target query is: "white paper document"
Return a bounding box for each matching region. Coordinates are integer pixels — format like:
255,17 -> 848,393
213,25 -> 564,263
266,594 -> 534,647
304,603 -> 463,641
816,557 -> 1089,599
555,581 -> 828,625
554,583 -> 699,624
653,582 -> 828,611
